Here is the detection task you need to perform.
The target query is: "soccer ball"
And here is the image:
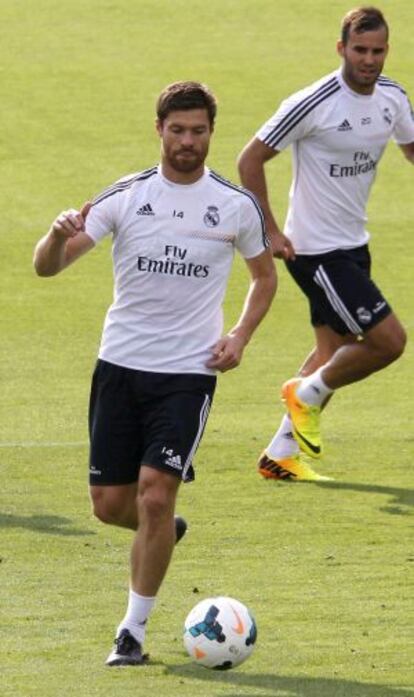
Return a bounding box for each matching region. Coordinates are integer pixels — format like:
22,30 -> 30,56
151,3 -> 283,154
183,596 -> 257,670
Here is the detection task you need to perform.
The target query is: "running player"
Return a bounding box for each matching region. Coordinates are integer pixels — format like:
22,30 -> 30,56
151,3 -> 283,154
33,81 -> 276,664
238,7 -> 414,481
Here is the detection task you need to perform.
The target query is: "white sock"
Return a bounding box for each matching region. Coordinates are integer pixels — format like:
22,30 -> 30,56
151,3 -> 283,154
117,590 -> 156,645
266,414 -> 300,460
296,367 -> 333,406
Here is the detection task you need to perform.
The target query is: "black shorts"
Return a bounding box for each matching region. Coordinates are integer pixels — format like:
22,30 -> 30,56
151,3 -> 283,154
285,245 -> 392,335
88,360 -> 216,486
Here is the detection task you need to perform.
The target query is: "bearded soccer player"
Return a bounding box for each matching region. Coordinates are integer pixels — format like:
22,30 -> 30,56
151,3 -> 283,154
238,7 -> 414,481
34,82 -> 276,665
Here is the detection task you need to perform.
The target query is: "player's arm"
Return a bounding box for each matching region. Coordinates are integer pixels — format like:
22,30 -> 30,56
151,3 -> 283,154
399,142 -> 414,163
206,249 -> 276,373
33,202 -> 94,276
237,138 -> 294,260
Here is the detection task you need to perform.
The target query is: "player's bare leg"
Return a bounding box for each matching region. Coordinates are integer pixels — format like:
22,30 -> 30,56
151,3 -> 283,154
283,313 -> 406,457
90,482 -> 138,529
320,313 -> 406,388
105,467 -> 181,664
90,481 -> 187,540
91,471 -> 184,666
299,325 -> 358,379
131,465 -> 181,597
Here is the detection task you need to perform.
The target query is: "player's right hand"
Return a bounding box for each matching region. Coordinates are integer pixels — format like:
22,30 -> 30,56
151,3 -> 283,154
50,202 -> 92,240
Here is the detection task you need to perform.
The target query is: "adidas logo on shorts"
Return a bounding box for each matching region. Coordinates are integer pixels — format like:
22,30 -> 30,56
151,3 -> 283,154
165,454 -> 182,470
162,446 -> 182,471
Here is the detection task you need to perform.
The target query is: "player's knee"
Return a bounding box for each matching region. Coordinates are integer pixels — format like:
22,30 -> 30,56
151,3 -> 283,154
381,326 -> 407,365
366,321 -> 407,368
90,488 -> 124,525
137,485 -> 171,525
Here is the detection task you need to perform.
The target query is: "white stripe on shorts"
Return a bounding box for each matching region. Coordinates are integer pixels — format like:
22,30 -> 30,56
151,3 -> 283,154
182,393 -> 211,481
314,264 -> 362,334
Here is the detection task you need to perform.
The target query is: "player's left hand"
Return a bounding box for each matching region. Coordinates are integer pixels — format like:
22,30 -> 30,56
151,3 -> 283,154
205,334 -> 246,372
269,231 -> 295,260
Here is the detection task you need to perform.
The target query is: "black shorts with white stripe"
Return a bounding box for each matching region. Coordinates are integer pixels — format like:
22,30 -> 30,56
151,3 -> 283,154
285,245 -> 392,336
89,360 -> 216,485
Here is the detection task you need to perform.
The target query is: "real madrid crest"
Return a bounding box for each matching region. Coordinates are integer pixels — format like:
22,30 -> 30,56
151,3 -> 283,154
356,306 -> 372,324
203,205 -> 220,227
382,107 -> 392,125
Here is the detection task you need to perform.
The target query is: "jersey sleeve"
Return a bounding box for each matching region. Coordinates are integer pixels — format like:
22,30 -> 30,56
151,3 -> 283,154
84,185 -> 120,243
393,90 -> 414,144
256,89 -> 315,152
236,194 -> 269,259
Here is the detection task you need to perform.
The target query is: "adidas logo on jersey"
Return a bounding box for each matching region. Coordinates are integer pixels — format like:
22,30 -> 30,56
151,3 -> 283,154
136,203 -> 155,216
337,119 -> 352,131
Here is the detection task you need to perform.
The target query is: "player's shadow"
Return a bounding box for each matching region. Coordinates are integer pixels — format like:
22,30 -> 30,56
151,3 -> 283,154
0,512 -> 95,536
314,480 -> 414,514
166,663 -> 414,697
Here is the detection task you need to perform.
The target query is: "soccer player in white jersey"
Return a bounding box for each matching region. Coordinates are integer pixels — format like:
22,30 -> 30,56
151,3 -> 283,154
238,7 -> 414,481
33,82 -> 276,665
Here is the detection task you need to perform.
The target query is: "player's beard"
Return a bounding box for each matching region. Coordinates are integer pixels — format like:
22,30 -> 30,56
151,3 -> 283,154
344,63 -> 382,92
168,146 -> 208,174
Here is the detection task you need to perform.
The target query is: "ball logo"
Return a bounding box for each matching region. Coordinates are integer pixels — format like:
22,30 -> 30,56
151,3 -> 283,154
204,205 -> 220,227
230,605 -> 245,635
189,604 -> 226,642
357,306 -> 372,324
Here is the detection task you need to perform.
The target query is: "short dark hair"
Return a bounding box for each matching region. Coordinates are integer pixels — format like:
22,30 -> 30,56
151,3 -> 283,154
341,6 -> 389,44
156,81 -> 217,126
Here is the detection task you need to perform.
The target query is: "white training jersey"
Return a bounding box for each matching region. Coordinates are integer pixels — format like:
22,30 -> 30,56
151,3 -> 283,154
257,69 -> 414,254
85,165 -> 267,375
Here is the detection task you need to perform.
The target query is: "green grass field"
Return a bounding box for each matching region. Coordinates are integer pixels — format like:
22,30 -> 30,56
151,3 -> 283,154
1,1 -> 413,695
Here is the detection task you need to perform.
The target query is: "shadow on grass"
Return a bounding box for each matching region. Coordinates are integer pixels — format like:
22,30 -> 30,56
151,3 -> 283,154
0,512 -> 95,536
315,480 -> 414,513
166,663 -> 414,697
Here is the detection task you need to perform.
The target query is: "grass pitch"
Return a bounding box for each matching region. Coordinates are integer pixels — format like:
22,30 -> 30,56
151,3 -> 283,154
1,1 -> 413,696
